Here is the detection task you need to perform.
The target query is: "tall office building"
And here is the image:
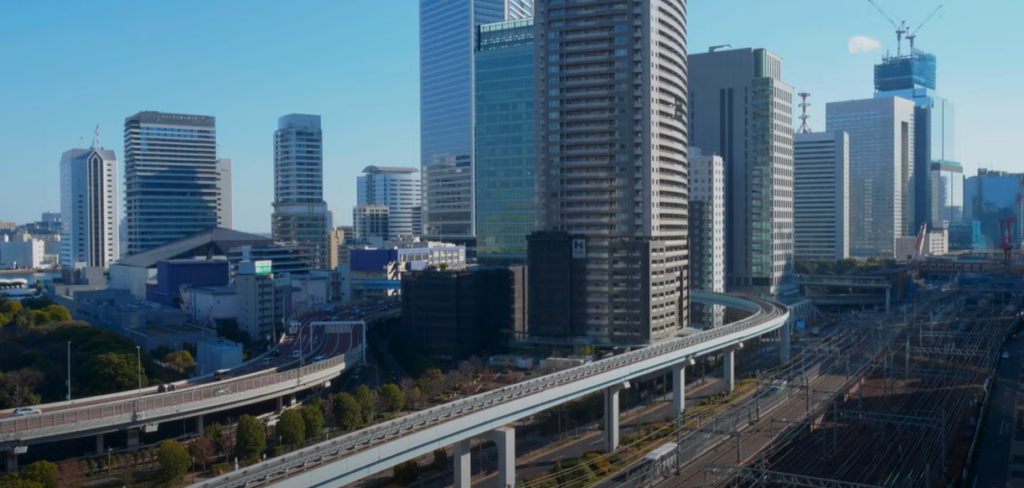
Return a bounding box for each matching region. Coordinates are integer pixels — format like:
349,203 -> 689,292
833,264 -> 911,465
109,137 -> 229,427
216,158 -> 233,229
793,131 -> 850,261
474,18 -> 535,264
689,47 -> 795,296
965,168 -> 1024,247
527,0 -> 689,345
419,0 -> 534,247
874,49 -> 961,230
352,205 -> 390,245
124,111 -> 219,256
826,97 -> 915,258
60,147 -> 118,268
688,148 -> 724,328
272,114 -> 329,269
357,166 -> 421,241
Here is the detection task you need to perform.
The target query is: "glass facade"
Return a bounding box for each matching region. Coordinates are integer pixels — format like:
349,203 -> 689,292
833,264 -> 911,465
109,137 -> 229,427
875,50 -> 959,231
873,49 -> 936,92
474,18 -> 534,264
967,170 -> 1024,247
124,112 -> 219,256
419,0 -> 533,243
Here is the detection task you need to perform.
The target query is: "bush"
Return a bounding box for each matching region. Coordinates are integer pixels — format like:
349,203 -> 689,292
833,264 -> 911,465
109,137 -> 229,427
584,452 -> 611,476
272,445 -> 291,457
333,392 -> 363,430
210,463 -> 229,476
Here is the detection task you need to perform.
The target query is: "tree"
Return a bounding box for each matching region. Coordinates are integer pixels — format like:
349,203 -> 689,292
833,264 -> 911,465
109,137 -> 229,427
0,299 -> 22,316
333,392 -> 363,430
162,350 -> 195,373
355,384 -> 375,423
235,415 -> 266,462
0,368 -> 44,408
40,305 -> 71,324
12,308 -> 36,328
277,410 -> 305,446
156,440 -> 190,487
55,460 -> 84,488
204,422 -> 225,455
299,404 -> 324,439
399,378 -> 421,410
432,448 -> 448,472
814,261 -> 835,276
85,353 -> 148,393
377,383 -> 405,413
0,474 -> 43,488
190,435 -> 216,471
20,461 -> 58,488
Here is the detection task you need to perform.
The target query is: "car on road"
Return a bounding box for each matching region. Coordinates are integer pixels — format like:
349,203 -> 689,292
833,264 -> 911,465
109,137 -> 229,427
292,350 -> 301,359
12,407 -> 42,416
1002,351 -> 1010,359
263,414 -> 280,427
312,354 -> 325,363
214,369 -> 230,381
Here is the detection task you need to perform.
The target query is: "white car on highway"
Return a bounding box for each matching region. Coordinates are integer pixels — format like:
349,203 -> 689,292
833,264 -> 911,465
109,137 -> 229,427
12,407 -> 42,416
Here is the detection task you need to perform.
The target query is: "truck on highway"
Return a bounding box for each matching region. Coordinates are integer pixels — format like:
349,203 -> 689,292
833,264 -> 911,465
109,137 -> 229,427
287,320 -> 300,335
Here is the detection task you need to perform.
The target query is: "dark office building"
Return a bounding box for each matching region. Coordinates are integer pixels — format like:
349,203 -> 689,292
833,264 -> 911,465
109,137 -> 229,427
401,266 -> 526,359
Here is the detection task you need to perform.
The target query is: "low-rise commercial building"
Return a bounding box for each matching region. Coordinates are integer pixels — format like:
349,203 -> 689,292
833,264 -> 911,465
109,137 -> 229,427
401,265 -> 526,359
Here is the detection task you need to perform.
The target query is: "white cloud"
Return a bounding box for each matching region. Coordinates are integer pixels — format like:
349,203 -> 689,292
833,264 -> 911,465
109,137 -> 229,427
848,35 -> 882,54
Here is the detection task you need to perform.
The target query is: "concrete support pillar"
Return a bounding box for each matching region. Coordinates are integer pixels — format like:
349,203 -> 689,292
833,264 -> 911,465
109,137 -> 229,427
485,427 -> 516,488
885,288 -> 891,314
6,450 -> 16,474
127,428 -> 140,451
780,323 -> 791,365
454,439 -> 472,488
95,433 -> 104,456
196,415 -> 204,435
276,396 -> 284,413
724,347 -> 736,393
671,364 -> 686,417
603,382 -> 629,452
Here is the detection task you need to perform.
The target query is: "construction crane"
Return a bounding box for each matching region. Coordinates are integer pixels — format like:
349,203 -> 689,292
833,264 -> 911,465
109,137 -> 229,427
866,0 -> 907,57
906,5 -> 943,51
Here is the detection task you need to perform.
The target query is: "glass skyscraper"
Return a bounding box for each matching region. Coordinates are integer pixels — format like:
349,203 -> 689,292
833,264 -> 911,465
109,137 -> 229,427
874,49 -> 960,231
419,0 -> 533,245
124,111 -> 219,256
474,18 -> 535,264
689,48 -> 795,296
826,97 -> 916,258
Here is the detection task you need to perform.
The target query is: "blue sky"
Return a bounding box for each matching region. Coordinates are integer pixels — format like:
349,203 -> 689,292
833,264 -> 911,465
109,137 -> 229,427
0,0 -> 1018,233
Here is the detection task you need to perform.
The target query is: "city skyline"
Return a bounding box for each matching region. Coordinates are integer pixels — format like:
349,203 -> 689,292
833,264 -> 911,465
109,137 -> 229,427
1,0 -> 1019,231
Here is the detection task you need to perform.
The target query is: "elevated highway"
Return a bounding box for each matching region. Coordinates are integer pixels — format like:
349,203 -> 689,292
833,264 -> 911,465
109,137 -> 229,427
188,293 -> 789,488
0,301 -> 400,468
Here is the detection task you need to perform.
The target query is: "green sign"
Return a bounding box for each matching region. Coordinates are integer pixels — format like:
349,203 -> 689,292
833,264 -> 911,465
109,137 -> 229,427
255,260 -> 273,274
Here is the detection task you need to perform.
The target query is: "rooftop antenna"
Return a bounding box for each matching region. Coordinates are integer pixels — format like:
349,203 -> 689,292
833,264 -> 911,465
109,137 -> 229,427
906,5 -> 943,52
866,0 -> 907,57
93,124 -> 100,149
797,92 -> 812,133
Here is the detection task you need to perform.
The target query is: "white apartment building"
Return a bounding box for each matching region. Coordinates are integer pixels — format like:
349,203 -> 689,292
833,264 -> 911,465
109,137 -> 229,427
794,131 -> 850,261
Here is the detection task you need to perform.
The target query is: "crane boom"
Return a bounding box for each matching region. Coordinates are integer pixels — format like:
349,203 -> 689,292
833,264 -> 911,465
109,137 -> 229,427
907,5 -> 943,51
866,0 -> 907,57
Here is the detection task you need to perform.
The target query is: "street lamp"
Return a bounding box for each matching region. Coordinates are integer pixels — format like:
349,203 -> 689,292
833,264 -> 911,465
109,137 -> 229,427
66,341 -> 71,401
136,346 -> 142,401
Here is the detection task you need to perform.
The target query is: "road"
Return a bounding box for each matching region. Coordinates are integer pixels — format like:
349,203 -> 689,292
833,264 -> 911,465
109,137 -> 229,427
973,335 -> 1020,488
0,301 -> 394,424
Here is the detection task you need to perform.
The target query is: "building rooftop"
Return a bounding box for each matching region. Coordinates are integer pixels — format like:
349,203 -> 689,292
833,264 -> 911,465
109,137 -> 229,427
362,165 -> 419,175
116,227 -> 272,268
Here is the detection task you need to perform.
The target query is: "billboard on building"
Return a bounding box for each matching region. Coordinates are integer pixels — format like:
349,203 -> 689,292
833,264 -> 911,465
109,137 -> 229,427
572,239 -> 586,259
255,260 -> 273,274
